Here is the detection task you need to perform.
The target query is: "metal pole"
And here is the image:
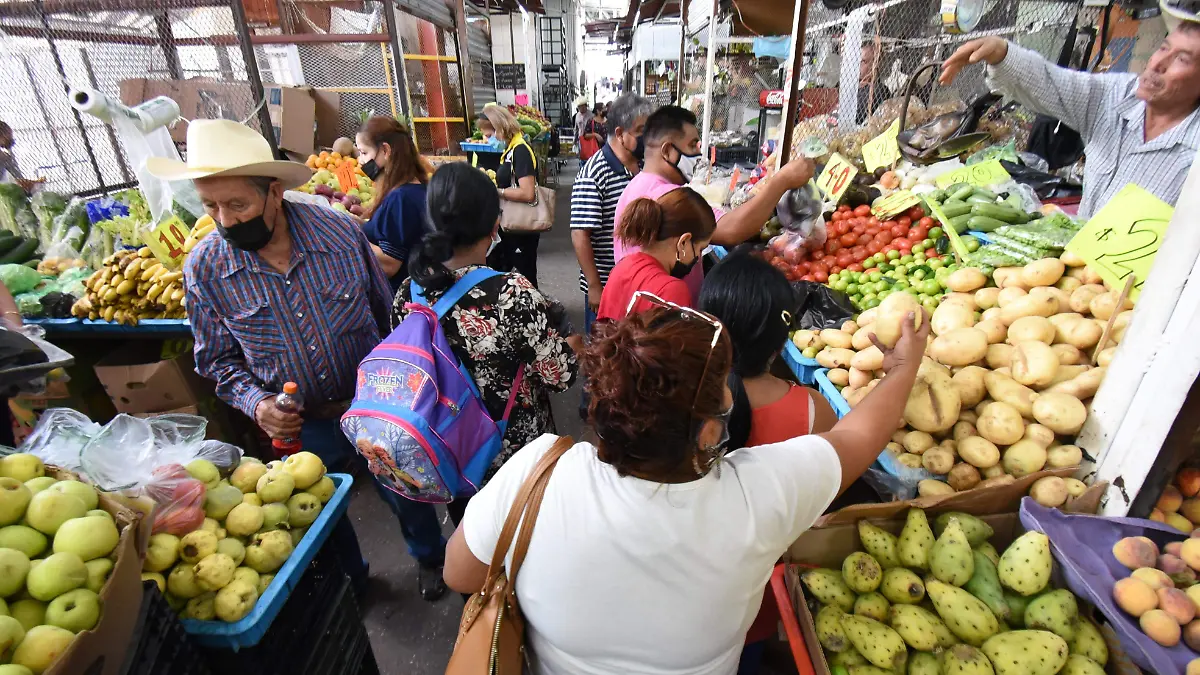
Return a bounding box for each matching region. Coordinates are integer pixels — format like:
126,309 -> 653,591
698,0 -> 718,159
676,0 -> 687,103
156,13 -> 183,79
778,0 -> 811,167
381,0 -> 410,117
452,0 -> 474,126
79,50 -> 132,183
229,0 -> 280,157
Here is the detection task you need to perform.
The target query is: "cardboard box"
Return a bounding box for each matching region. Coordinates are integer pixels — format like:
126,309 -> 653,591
94,346 -> 213,415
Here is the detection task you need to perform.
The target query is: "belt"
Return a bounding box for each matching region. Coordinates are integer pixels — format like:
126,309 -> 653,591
306,400 -> 351,420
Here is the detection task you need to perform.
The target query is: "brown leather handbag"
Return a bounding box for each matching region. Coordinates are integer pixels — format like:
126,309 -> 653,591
445,436 -> 573,675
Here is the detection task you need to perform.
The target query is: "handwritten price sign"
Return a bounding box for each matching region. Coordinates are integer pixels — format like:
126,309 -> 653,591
872,189 -> 921,220
862,120 -> 901,172
1066,184 -> 1173,301
815,153 -> 859,203
935,159 -> 1012,189
143,214 -> 192,268
335,164 -> 357,193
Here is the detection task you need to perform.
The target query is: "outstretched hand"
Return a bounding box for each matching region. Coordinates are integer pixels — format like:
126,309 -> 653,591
871,309 -> 931,374
939,37 -> 1009,86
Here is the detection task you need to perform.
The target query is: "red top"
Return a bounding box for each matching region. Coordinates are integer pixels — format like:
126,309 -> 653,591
596,252 -> 691,320
744,385 -> 814,645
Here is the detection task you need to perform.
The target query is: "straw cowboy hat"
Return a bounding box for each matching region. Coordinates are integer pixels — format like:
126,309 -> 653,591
146,119 -> 313,189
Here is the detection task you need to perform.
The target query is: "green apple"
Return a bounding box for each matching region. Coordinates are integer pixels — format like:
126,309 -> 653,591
8,599 -> 44,631
0,596 -> 8,615
25,490 -> 87,536
195,553 -> 236,592
260,503 -> 289,531
0,665 -> 34,675
203,485 -> 243,520
85,510 -> 111,521
0,548 -> 30,597
140,572 -> 165,594
166,564 -> 203,599
256,573 -> 274,596
216,539 -> 245,566
22,478 -> 54,496
286,493 -> 321,528
230,463 -> 267,494
25,552 -> 86,601
244,531 -> 292,574
0,526 -> 46,559
142,533 -> 178,573
0,479 -> 31,527
45,588 -> 100,633
255,472 -> 294,504
231,567 -> 259,589
225,504 -> 263,538
185,459 -> 220,489
44,481 -> 98,511
184,592 -> 216,620
178,531 -> 218,565
0,615 -> 24,661
305,476 -> 335,504
0,455 -> 43,483
53,516 -> 118,561
83,558 -> 113,593
214,579 -> 258,622
12,625 -> 74,672
281,451 -> 325,490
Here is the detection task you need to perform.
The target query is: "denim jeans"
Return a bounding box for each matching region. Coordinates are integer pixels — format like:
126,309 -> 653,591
300,419 -> 447,568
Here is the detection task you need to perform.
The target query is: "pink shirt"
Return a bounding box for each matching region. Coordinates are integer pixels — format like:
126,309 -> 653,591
613,171 -> 725,302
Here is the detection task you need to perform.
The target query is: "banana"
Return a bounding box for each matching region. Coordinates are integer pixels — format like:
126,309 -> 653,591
126,258 -> 144,276
159,271 -> 183,284
115,279 -> 135,295
170,288 -> 185,303
137,247 -> 153,258
146,283 -> 164,302
140,263 -> 162,282
102,305 -> 116,322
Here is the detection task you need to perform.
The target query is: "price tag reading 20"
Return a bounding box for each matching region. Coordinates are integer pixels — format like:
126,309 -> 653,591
143,214 -> 192,268
815,153 -> 859,203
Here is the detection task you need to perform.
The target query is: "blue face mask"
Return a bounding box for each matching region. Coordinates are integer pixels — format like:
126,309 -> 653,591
485,136 -> 505,150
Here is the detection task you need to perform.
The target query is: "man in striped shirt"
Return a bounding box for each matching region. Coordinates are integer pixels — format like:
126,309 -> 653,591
570,93 -> 654,330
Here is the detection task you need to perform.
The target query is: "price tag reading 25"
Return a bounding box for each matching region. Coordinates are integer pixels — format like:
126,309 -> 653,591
143,214 -> 192,268
815,153 -> 859,203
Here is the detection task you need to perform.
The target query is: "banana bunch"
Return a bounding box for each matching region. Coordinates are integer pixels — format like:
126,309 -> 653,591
183,215 -> 217,254
71,247 -> 187,324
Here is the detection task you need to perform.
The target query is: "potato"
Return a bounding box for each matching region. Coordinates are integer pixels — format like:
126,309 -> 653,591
1061,250 -> 1086,267
953,420 -> 978,442
1011,341 -> 1059,387
957,436 -> 1001,469
849,367 -> 873,389
897,453 -> 924,469
886,441 -> 904,454
1007,316 -> 1055,344
994,366 -> 1012,377
975,287 -> 1001,310
1111,310 -> 1134,343
858,308 -> 878,325
981,465 -> 1007,479
996,286 -> 1028,307
874,292 -> 924,348
931,302 -> 975,336
1055,276 -> 1082,294
1002,439 -> 1049,477
1055,316 -> 1102,350
820,329 -> 853,349
1046,366 -> 1107,399
1063,477 -> 1088,498
1047,444 -> 1084,469
901,430 -> 935,455
891,430 -> 908,444
931,327 -> 989,367
1069,284 -> 1106,314
904,360 -> 962,433
1022,258 -> 1066,287
1051,343 -> 1085,366
922,447 -> 955,475
952,366 -> 988,408
948,463 -> 983,491
980,474 -> 1018,489
1097,346 -> 1117,367
816,348 -> 856,369
973,319 -> 1006,345
1032,392 -> 1088,435
841,320 -> 859,334
941,292 -> 978,309
992,267 -> 1023,289
851,346 -> 884,372
1046,364 -> 1091,388
851,326 -> 876,350
985,344 -> 1014,369
918,479 -> 957,497
958,409 -> 978,424
1022,423 -> 1057,448
978,401 -> 1025,445
1000,294 -> 1059,325
1080,266 -> 1103,285
1048,312 -> 1083,328
1030,476 -> 1069,508
791,329 -> 823,350
1030,286 -> 1068,313
981,307 -> 1003,323
947,268 -> 988,293
983,371 -> 1038,418
827,368 -> 850,387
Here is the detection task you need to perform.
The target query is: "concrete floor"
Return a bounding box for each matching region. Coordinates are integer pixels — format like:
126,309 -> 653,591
350,161 -> 587,674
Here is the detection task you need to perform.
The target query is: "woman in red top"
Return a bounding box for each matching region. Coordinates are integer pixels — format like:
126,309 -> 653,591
698,250 -> 837,674
596,187 -> 717,320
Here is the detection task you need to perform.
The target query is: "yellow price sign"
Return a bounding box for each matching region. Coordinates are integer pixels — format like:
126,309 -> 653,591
927,200 -> 971,262
815,153 -> 859,203
872,190 -> 921,219
862,119 -> 901,172
143,214 -> 192,268
1065,184 -> 1173,301
935,159 -> 1012,188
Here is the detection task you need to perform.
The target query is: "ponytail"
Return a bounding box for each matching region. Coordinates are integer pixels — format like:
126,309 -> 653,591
618,198 -> 664,248
617,187 -> 717,249
408,162 -> 499,292
724,372 -> 753,452
408,230 -> 456,291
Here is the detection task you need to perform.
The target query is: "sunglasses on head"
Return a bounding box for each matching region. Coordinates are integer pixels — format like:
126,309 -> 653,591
626,291 -> 724,414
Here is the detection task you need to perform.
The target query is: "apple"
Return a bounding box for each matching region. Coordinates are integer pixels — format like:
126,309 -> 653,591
178,531 -> 218,564
25,491 -> 87,535
225,504 -> 264,538
83,558 -> 113,593
26,552 -> 86,602
45,588 -> 100,633
0,479 -> 31,526
143,533 -> 179,573
141,572 -> 165,594
214,579 -> 258,622
152,505 -> 203,536
0,527 -> 46,558
216,539 -> 245,566
23,478 -> 54,496
186,459 -> 220,489
8,600 -> 44,631
242,493 -> 262,507
0,597 -> 7,614
85,510 -> 111,521
0,455 -> 43,483
0,548 -> 30,597
203,485 -> 243,520
256,573 -> 274,596
256,472 -> 294,504
231,567 -> 259,589
184,592 -> 216,620
195,553 -> 236,592
45,481 -> 97,511
287,493 -> 321,528
12,625 -> 74,673
0,615 -> 24,661
244,531 -> 292,574
305,476 -> 335,504
230,462 -> 268,494
265,460 -> 283,473
282,452 -> 325,490
289,526 -> 307,547
53,516 -> 118,561
260,503 -> 290,531
166,564 -> 203,599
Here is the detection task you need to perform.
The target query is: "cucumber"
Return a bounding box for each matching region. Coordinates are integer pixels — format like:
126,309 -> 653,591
967,215 -> 1008,232
0,236 -> 22,258
972,203 -> 1028,224
945,182 -> 970,195
0,239 -> 39,264
967,194 -> 998,205
939,200 -> 972,218
970,187 -> 998,201
926,189 -> 948,203
950,184 -> 976,202
949,213 -> 972,233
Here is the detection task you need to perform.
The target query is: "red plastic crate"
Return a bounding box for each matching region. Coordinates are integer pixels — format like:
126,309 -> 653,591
769,563 -> 818,675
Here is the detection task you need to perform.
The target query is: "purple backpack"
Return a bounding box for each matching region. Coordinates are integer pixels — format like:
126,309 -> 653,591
340,269 -> 522,502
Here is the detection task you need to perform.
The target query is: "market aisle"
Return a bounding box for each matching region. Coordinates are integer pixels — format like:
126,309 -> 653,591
349,161 -> 585,674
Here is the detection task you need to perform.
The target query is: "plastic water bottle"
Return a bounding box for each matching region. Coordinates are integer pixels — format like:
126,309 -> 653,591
272,382 -> 303,453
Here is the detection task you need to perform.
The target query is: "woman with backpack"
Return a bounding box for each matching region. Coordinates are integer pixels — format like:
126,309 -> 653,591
393,162 -> 580,523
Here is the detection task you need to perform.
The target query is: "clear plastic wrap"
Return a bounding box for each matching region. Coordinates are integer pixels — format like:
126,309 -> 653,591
143,463 -> 207,535
18,408 -> 101,473
79,414 -> 157,491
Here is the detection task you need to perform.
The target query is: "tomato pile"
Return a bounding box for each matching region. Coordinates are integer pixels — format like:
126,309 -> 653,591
764,203 -> 941,283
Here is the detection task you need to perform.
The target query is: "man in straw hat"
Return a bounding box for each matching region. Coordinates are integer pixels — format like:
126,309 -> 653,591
148,119 -> 450,600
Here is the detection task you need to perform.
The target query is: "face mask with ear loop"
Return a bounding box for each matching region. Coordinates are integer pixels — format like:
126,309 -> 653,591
669,238 -> 699,279
665,143 -> 703,182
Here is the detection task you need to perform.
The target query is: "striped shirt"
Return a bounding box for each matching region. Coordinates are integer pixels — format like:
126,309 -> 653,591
570,143 -> 632,293
185,201 -> 392,418
989,44 -> 1200,218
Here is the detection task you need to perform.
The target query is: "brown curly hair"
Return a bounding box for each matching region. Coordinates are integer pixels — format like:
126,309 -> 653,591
582,307 -> 732,478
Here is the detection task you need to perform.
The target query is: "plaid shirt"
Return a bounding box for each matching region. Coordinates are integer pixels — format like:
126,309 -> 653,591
185,201 -> 392,418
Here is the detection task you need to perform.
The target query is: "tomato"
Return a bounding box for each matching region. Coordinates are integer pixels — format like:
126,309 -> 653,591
854,204 -> 872,217
796,261 -> 811,274
801,274 -> 815,282
771,259 -> 790,273
851,245 -> 868,260
854,233 -> 870,246
839,232 -> 858,247
811,250 -> 825,261
867,216 -> 880,227
908,205 -> 926,220
813,270 -> 829,283
830,265 -> 844,275
847,262 -> 864,273
893,237 -> 911,249
864,225 -> 879,237
918,217 -> 934,229
838,204 -> 851,212
835,252 -> 853,267
876,231 -> 894,244
891,223 -> 907,237
924,248 -> 937,257
867,241 -> 882,255
898,216 -> 912,228
909,226 -> 928,241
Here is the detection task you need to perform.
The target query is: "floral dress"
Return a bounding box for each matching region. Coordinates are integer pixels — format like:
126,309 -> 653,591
392,265 -> 578,478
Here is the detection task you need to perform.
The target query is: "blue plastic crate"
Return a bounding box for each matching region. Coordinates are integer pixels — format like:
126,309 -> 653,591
460,142 -> 502,153
709,245 -> 729,259
813,368 -> 850,418
966,230 -> 993,245
181,472 -> 354,649
780,341 -> 820,385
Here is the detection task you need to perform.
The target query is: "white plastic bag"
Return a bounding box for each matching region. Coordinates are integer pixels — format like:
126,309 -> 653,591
18,408 -> 101,473
79,414 -> 157,491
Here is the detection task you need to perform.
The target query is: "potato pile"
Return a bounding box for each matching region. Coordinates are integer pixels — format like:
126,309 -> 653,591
794,252 -> 1132,503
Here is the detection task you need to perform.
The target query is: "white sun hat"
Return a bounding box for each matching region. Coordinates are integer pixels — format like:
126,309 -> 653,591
1161,0 -> 1199,31
146,119 -> 313,189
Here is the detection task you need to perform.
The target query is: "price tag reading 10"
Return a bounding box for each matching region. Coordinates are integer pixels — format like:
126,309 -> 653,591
815,153 -> 859,203
144,214 -> 192,268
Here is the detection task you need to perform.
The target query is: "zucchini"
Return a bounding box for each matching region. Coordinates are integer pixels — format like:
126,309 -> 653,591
967,194 -> 998,205
0,236 -> 23,258
0,239 -> 39,264
949,213 -> 972,233
968,215 -> 1011,233
939,200 -> 972,218
950,184 -> 975,202
971,203 -> 1028,224
970,187 -> 998,201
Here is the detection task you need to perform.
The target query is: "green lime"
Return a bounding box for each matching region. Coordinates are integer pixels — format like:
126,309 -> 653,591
886,250 -> 901,261
929,227 -> 943,239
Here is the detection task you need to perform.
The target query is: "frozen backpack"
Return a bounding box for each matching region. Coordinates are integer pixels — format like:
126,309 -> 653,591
340,269 -> 523,502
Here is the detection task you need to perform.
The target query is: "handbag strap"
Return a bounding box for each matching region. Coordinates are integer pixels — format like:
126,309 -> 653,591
485,436 -> 573,585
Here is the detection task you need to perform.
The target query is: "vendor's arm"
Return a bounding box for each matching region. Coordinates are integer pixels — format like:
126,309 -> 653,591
711,158 -> 814,246
0,282 -> 20,328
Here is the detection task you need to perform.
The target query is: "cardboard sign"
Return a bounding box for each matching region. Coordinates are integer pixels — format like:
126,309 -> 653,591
926,200 -> 971,261
934,159 -> 1012,188
728,167 -> 742,193
335,164 -> 357,193
871,189 -> 921,219
862,119 -> 901,172
1066,184 -> 1173,301
143,214 -> 191,268
815,153 -> 858,203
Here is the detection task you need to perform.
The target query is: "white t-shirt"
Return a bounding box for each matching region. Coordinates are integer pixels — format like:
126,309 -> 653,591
462,433 -> 842,675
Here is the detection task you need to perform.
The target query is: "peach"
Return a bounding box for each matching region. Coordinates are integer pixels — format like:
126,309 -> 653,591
1189,657 -> 1200,675
1136,536 -> 1161,557
1167,541 -> 1185,557
1182,498 -> 1200,525
1112,537 -> 1159,569
1158,587 -> 1196,624
1185,620 -> 1200,651
1181,538 -> 1200,571
1178,468 -> 1200,498
1142,609 -> 1182,646
1169,513 -> 1195,534
1160,554 -> 1190,576
1188,585 -> 1200,613
1114,577 -> 1160,617
1151,509 -> 1168,523
1160,486 -> 1185,513
1132,567 -> 1174,591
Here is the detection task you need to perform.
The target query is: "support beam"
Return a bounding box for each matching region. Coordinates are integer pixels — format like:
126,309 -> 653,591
698,0 -> 718,158
156,13 -> 183,80
381,0 -> 410,117
229,0 -> 279,156
676,0 -> 687,103
778,0 -> 811,167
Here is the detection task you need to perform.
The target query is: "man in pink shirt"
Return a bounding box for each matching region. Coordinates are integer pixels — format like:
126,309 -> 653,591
613,106 -> 815,300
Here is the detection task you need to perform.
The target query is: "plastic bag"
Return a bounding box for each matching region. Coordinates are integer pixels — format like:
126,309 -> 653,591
867,451 -> 937,500
19,408 -> 101,472
142,463 -> 207,535
79,414 -> 157,491
776,184 -> 826,250
793,281 -> 858,330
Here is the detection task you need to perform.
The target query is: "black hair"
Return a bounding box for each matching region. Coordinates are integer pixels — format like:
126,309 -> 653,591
409,162 -> 499,292
643,105 -> 698,146
698,250 -> 798,451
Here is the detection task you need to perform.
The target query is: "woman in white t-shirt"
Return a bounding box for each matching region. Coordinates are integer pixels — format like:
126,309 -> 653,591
444,298 -> 930,675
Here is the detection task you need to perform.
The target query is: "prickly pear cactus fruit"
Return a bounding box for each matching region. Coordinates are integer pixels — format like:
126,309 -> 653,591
840,614 -> 909,671
926,578 -> 1000,646
1023,589 -> 1078,641
853,592 -> 891,622
907,650 -> 943,675
998,531 -> 1052,597
829,647 -> 868,667
931,518 -> 975,587
942,643 -> 995,675
802,568 -> 856,612
1068,617 -> 1108,666
980,629 -> 1069,675
1004,591 -> 1031,627
816,605 -> 851,652
898,508 -> 935,570
889,604 -> 956,651
1060,654 -> 1105,675
858,520 -> 903,568
935,512 -> 994,546
974,542 -> 1000,568
843,551 -> 884,593
881,567 -> 927,605
964,549 -> 1010,621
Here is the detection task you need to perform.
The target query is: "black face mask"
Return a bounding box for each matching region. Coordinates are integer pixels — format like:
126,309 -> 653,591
360,158 -> 381,180
632,135 -> 645,161
219,197 -> 275,252
670,240 -> 698,279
